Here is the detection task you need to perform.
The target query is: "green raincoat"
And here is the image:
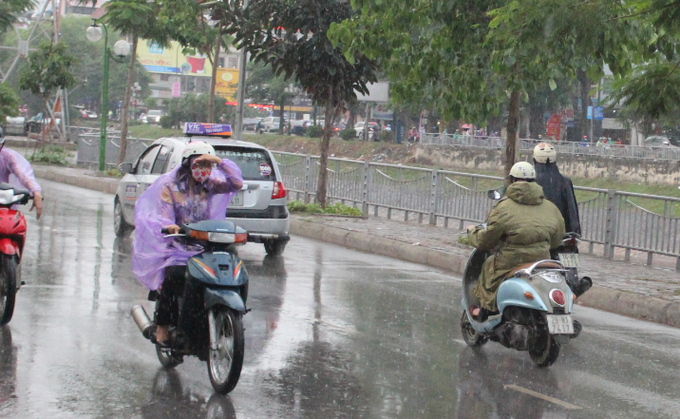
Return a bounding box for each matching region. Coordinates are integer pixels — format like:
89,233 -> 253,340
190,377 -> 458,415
468,181 -> 565,311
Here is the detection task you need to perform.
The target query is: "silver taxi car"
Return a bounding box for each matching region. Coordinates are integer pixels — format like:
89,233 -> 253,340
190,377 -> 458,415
114,124 -> 290,256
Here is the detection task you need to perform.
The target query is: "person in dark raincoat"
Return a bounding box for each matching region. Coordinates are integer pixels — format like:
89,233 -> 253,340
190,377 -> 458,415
532,142 -> 581,235
467,162 -> 565,315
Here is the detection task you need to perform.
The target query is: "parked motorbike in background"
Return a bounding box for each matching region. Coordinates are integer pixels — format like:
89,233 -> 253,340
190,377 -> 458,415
131,220 -> 249,394
0,183 -> 32,325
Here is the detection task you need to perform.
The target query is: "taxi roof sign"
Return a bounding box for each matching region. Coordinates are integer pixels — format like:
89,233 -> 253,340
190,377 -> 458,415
184,122 -> 232,138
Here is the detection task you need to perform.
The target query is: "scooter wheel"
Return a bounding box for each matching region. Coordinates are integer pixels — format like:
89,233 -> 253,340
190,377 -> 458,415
460,310 -> 488,348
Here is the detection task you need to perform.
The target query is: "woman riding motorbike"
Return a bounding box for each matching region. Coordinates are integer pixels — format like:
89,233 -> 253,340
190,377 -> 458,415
132,141 -> 243,345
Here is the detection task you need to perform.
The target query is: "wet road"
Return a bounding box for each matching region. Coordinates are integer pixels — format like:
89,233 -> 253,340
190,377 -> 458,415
1,180 -> 680,418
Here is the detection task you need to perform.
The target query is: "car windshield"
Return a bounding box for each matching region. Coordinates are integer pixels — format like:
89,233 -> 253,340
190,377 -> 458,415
216,147 -> 276,181
148,110 -> 162,116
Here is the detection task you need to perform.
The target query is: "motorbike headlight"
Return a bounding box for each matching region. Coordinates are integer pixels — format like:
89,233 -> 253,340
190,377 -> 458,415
538,271 -> 564,284
209,232 -> 235,243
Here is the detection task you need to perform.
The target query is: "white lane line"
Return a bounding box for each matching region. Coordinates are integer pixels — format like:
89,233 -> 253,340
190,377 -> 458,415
503,384 -> 582,410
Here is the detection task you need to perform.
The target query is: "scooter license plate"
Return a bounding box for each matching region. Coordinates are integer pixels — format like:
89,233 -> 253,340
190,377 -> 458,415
558,253 -> 579,268
547,314 -> 574,335
230,192 -> 244,207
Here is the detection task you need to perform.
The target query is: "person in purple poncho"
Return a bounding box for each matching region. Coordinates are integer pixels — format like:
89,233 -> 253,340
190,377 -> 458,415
132,141 -> 243,345
0,131 -> 43,219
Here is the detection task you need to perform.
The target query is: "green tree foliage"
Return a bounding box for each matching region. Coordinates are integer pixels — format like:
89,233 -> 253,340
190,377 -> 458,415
98,0 -> 169,164
332,0 -> 653,173
0,0 -> 33,35
0,84 -> 20,126
58,17 -> 151,116
18,41 -> 77,97
159,0 -> 234,122
221,0 -> 378,206
246,62 -> 296,134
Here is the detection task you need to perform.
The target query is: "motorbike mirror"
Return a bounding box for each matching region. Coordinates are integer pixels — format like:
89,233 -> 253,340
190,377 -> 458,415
118,162 -> 133,175
487,190 -> 501,200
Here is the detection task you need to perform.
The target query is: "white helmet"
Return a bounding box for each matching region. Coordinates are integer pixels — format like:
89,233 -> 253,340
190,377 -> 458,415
182,141 -> 215,161
509,161 -> 536,180
533,142 -> 557,164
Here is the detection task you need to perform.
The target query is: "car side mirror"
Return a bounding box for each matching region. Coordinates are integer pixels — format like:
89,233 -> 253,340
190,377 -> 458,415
487,189 -> 501,200
118,162 -> 133,175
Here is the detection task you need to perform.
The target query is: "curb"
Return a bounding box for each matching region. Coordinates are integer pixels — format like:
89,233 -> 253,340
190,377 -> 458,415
290,217 -> 680,329
34,166 -> 119,195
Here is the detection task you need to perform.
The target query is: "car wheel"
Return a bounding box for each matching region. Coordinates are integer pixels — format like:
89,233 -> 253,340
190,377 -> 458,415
264,239 -> 287,256
114,198 -> 134,238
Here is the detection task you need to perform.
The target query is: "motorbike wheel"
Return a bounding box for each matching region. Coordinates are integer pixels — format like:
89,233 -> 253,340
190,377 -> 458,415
460,310 -> 487,348
529,330 -> 560,367
0,255 -> 18,326
207,307 -> 244,394
114,199 -> 134,238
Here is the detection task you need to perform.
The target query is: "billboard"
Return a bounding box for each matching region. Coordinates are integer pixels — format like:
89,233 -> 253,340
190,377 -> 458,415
215,68 -> 239,99
137,39 -> 214,77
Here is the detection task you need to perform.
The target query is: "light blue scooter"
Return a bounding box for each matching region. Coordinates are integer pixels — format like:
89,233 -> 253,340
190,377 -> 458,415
460,249 -> 576,367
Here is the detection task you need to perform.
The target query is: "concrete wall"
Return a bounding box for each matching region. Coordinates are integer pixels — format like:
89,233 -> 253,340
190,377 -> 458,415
415,146 -> 680,185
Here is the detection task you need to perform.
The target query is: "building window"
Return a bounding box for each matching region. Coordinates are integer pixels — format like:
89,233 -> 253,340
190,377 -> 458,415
160,74 -> 170,81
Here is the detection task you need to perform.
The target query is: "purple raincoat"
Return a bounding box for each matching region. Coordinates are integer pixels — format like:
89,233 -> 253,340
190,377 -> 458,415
0,148 -> 41,194
132,159 -> 243,290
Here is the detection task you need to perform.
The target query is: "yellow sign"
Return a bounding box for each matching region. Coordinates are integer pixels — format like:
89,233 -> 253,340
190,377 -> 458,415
136,39 -> 215,78
215,68 -> 239,99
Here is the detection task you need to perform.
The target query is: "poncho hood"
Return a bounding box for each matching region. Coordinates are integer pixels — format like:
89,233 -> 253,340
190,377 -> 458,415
506,181 -> 544,206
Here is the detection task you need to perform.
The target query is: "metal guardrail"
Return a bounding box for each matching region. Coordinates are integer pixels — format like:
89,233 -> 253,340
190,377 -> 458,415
73,127 -> 152,169
273,151 -> 680,270
419,134 -> 680,160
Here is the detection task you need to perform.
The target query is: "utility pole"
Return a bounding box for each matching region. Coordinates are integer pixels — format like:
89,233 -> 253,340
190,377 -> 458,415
234,0 -> 249,140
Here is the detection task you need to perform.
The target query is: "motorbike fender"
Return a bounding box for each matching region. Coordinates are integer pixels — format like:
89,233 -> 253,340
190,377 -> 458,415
204,288 -> 245,313
0,238 -> 18,256
188,253 -> 249,287
497,278 -> 549,313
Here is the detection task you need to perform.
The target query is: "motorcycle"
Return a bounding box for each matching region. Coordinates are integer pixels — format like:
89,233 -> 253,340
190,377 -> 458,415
0,183 -> 32,326
460,249 -> 575,367
131,219 -> 249,394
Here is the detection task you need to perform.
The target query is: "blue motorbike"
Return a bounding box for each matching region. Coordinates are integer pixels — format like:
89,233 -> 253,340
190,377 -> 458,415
131,220 -> 249,394
460,249 -> 576,367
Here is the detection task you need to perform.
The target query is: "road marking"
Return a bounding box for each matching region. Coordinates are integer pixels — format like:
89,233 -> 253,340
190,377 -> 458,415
503,384 -> 582,410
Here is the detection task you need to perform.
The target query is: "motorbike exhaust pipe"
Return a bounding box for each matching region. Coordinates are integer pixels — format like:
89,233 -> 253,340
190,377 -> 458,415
130,305 -> 154,340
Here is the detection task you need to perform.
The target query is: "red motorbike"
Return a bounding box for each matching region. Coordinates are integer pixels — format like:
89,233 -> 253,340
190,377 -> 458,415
0,183 -> 31,325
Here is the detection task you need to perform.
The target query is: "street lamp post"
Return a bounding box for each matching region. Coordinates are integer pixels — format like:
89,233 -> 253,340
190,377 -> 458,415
86,21 -> 130,172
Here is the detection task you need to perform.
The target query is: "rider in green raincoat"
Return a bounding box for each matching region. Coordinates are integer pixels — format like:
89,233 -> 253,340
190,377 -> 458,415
467,162 -> 565,312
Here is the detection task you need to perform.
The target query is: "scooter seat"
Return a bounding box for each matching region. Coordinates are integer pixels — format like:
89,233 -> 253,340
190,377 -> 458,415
505,261 -> 562,279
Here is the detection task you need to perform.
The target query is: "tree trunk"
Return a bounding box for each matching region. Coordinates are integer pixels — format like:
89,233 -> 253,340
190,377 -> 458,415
504,89 -> 521,176
315,89 -> 334,207
577,69 -> 590,143
208,25 -> 222,123
278,101 -> 285,134
347,106 -> 356,129
118,35 -> 138,167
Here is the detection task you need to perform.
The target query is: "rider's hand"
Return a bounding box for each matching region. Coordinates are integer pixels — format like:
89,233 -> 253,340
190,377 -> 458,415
165,224 -> 180,234
193,154 -> 221,167
30,191 -> 43,220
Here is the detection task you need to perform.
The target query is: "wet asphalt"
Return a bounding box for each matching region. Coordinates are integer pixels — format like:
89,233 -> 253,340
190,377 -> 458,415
1,180 -> 680,419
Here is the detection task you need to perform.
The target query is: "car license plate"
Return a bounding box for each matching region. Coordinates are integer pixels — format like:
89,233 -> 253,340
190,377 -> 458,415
558,253 -> 579,268
547,314 -> 574,335
230,192 -> 244,207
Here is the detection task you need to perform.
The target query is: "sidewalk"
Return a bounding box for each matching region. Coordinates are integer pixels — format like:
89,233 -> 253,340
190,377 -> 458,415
31,164 -> 680,328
